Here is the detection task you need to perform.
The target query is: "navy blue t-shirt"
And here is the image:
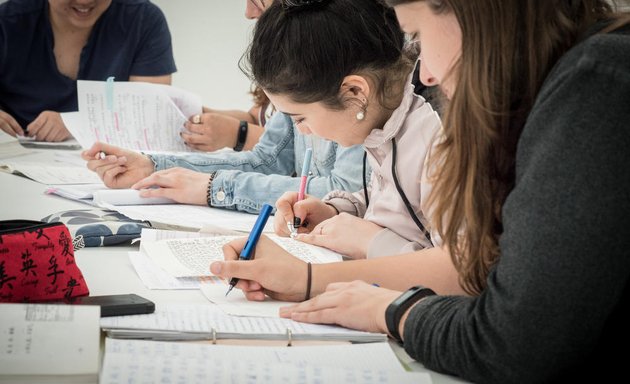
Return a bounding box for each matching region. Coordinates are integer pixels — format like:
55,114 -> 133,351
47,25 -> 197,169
0,0 -> 177,128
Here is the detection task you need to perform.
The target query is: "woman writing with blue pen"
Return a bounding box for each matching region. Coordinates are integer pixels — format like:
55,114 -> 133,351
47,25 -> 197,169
214,0 -> 630,382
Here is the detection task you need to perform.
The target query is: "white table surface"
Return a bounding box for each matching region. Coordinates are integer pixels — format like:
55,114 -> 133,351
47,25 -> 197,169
0,148 -> 467,384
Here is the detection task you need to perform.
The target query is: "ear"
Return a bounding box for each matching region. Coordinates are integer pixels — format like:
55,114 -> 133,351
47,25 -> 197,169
339,75 -> 371,102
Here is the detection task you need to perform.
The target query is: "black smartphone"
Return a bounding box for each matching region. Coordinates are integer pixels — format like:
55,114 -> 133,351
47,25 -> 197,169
71,293 -> 155,317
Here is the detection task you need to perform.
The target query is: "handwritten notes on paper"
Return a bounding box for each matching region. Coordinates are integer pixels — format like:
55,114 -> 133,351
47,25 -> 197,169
101,338 -> 432,384
129,251 -> 224,290
69,80 -> 202,152
141,234 -> 343,278
100,303 -> 386,343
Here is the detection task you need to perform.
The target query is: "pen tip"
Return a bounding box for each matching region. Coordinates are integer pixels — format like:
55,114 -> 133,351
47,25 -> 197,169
225,285 -> 233,297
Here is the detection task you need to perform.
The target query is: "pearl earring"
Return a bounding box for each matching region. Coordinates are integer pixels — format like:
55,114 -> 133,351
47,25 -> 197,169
356,111 -> 365,121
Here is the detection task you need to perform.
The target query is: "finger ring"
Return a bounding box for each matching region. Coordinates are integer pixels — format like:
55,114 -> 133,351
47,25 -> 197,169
192,114 -> 202,124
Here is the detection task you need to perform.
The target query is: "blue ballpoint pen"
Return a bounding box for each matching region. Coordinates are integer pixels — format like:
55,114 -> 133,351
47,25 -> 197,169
225,203 -> 273,296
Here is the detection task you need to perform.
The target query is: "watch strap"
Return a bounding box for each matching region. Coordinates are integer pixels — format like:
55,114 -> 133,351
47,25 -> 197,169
233,120 -> 248,152
385,285 -> 436,344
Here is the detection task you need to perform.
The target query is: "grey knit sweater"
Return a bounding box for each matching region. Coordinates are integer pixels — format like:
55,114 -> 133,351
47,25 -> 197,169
403,23 -> 630,383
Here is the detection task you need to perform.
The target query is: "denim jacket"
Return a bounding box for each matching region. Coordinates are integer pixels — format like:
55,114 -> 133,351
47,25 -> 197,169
149,112 -> 366,213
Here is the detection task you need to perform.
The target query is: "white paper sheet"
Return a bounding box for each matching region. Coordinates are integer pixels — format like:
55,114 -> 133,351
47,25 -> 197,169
93,189 -> 175,206
0,161 -> 103,184
141,234 -> 342,278
71,80 -> 201,152
100,303 -> 386,342
129,251 -> 225,290
0,303 -> 100,377
200,283 -> 288,317
0,130 -> 32,159
113,204 -> 274,232
100,339 -> 432,384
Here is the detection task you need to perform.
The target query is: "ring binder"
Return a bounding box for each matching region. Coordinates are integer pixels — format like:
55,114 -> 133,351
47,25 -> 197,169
286,328 -> 293,347
99,304 -> 388,344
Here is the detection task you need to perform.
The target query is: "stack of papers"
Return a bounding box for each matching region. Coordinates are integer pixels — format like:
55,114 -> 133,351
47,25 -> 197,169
46,184 -> 175,206
140,232 -> 343,278
132,229 -> 343,318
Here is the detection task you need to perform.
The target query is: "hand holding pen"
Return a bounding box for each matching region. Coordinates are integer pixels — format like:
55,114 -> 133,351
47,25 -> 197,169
273,193 -> 339,238
80,142 -> 155,189
288,148 -> 312,238
225,203 -> 274,296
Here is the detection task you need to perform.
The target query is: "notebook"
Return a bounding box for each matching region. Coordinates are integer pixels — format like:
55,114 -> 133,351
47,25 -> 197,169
100,303 -> 387,343
0,303 -> 100,384
100,338 -> 433,384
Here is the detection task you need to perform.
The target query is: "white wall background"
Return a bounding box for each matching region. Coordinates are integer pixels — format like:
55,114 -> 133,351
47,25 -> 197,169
152,0 -> 256,111
154,0 -> 630,113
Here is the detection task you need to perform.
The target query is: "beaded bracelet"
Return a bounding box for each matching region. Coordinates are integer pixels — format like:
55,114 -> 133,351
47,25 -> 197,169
206,172 -> 217,207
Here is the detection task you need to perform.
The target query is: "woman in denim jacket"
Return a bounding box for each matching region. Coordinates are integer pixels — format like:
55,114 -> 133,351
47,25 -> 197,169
80,1 -> 366,214
81,111 -> 365,213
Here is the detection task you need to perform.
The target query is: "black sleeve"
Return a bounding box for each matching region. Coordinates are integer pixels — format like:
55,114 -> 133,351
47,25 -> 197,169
403,34 -> 630,383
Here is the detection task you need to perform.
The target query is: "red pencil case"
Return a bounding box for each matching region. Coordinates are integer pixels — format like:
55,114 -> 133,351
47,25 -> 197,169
0,220 -> 89,302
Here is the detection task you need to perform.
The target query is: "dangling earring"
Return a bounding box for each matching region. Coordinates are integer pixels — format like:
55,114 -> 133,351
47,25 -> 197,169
356,111 -> 365,121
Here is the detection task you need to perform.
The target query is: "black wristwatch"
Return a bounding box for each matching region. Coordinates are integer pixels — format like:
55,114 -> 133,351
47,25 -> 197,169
233,120 -> 248,152
385,285 -> 436,344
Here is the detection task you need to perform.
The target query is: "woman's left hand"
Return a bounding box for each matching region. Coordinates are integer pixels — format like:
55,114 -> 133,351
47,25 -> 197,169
295,213 -> 384,259
279,280 -> 400,334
